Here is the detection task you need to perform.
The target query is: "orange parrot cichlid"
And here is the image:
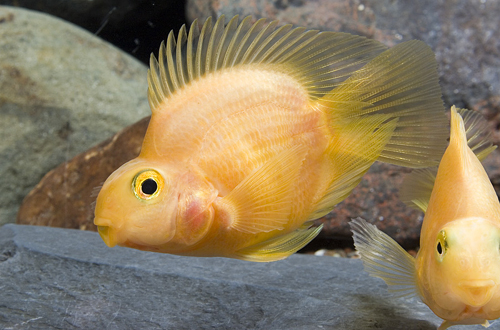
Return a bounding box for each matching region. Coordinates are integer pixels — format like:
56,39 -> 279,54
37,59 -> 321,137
351,106 -> 499,329
94,15 -> 449,262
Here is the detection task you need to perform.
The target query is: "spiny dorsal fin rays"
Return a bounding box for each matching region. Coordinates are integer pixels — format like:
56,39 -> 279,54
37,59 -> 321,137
400,107 -> 497,212
176,25 -> 188,87
316,40 -> 448,168
147,15 -> 388,114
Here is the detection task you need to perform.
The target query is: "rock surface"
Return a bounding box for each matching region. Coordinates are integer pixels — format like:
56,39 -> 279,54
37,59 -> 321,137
17,117 -> 150,231
1,223 -> 491,330
0,6 -> 150,226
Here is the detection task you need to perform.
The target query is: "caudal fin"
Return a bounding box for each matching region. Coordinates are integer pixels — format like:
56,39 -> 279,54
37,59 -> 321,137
315,40 -> 449,168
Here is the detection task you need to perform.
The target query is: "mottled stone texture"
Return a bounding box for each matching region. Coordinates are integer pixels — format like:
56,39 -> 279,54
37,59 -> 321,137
0,224 -> 483,330
17,117 -> 150,231
0,6 -> 150,226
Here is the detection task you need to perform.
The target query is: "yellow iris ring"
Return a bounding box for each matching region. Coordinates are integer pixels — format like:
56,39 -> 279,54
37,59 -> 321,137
132,169 -> 163,200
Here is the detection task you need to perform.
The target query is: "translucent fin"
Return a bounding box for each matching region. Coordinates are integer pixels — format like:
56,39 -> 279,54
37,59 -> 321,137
310,115 -> 397,219
316,40 -> 449,168
399,167 -> 437,212
456,107 -> 497,161
235,224 -> 323,262
147,15 -> 387,112
349,218 -> 418,298
217,144 -> 307,234
400,106 -> 497,212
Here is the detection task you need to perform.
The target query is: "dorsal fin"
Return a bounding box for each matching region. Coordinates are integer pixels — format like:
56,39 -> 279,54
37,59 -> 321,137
400,106 -> 497,212
147,15 -> 387,112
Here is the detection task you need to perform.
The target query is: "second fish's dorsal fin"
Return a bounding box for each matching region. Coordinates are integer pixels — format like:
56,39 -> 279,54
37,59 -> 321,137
147,15 -> 388,112
455,106 -> 497,161
400,106 -> 497,212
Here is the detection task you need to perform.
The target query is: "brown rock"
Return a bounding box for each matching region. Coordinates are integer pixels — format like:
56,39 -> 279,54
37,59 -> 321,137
17,117 -> 149,231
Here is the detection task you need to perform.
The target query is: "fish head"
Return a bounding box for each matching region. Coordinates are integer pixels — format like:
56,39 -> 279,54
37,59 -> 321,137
94,158 -> 181,249
420,217 -> 500,319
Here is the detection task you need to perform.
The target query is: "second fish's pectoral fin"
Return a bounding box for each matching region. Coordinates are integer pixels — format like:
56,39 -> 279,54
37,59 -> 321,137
399,167 -> 437,212
349,218 -> 418,298
309,115 -> 397,220
438,318 -> 490,330
234,224 -> 323,262
217,144 -> 307,234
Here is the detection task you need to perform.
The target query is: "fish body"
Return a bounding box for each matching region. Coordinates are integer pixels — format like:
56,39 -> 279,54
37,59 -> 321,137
95,15 -> 448,262
351,106 -> 500,329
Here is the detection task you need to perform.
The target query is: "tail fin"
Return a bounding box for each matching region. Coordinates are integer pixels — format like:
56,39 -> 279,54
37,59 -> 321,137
315,40 -> 448,168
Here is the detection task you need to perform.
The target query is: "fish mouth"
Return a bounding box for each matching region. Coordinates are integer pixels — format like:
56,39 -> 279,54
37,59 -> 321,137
458,279 -> 496,307
94,217 -> 118,248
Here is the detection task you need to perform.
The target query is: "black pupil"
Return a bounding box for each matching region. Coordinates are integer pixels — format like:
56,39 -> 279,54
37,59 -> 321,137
141,179 -> 157,195
437,242 -> 443,254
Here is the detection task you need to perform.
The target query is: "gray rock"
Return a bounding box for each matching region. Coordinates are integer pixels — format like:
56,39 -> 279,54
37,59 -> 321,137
0,6 -> 150,226
1,224 -> 495,330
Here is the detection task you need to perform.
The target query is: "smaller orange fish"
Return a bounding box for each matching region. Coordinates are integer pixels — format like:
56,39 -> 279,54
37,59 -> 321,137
350,106 -> 499,329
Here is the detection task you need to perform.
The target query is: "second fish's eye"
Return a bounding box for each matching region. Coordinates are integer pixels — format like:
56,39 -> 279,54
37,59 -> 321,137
133,169 -> 164,200
437,241 -> 443,255
436,230 -> 447,260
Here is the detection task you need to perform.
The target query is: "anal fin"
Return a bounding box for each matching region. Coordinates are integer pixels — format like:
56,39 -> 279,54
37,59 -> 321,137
215,144 -> 307,234
234,224 -> 323,262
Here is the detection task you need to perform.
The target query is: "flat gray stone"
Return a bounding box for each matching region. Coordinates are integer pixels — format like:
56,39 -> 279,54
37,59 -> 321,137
1,224 -> 495,329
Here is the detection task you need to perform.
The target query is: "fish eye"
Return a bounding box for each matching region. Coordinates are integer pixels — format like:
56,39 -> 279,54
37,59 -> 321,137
437,241 -> 443,255
436,230 -> 447,260
132,169 -> 164,200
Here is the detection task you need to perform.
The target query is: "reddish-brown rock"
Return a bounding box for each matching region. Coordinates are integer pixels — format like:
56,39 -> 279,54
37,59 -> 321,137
17,117 -> 150,231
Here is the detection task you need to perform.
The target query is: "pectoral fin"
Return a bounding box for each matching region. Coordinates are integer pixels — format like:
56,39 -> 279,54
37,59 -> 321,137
234,224 -> 323,262
438,318 -> 490,330
349,218 -> 418,298
215,144 -> 307,234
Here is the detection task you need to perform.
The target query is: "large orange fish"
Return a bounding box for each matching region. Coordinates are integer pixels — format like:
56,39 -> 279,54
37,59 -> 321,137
94,15 -> 448,262
351,107 -> 499,329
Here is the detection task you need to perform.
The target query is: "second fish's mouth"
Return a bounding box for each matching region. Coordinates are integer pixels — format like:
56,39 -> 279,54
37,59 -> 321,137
458,279 -> 495,307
